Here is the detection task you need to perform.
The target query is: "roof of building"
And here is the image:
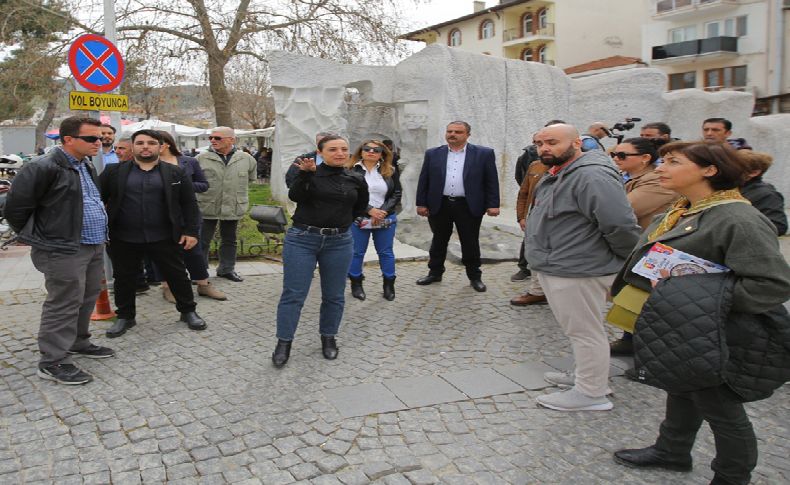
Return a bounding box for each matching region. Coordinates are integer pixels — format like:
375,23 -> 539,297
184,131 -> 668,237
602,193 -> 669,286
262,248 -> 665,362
564,55 -> 646,75
400,0 -> 531,40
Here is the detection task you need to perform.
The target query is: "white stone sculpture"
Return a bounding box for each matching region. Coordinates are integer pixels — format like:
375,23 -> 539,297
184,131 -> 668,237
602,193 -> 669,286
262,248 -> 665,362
268,44 -> 789,214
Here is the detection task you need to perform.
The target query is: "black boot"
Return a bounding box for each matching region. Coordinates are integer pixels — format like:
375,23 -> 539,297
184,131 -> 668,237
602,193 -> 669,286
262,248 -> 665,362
383,276 -> 396,301
349,275 -> 366,301
321,336 -> 338,360
272,339 -> 291,368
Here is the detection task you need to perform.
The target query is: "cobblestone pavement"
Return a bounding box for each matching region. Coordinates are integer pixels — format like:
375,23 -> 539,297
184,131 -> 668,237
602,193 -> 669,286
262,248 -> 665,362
1,260 -> 788,484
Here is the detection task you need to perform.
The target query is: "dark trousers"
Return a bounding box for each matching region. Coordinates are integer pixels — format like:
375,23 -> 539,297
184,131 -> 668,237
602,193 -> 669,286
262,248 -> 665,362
517,238 -> 528,271
201,219 -> 239,275
109,239 -> 196,318
30,244 -> 104,366
655,385 -> 757,485
151,224 -> 209,282
427,197 -> 483,280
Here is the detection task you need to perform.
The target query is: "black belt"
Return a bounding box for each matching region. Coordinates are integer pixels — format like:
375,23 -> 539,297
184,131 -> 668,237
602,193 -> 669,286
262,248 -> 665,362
443,195 -> 465,202
292,223 -> 349,235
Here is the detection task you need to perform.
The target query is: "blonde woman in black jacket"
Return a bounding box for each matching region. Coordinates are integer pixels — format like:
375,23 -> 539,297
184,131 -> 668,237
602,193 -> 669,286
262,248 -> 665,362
346,140 -> 402,301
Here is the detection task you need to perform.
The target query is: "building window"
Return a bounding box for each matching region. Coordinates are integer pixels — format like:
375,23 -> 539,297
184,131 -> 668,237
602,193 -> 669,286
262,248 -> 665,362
704,65 -> 747,91
705,16 -> 747,38
705,21 -> 720,38
669,25 -> 696,43
522,13 -> 533,36
538,9 -> 548,29
669,71 -> 696,90
448,29 -> 461,47
480,20 -> 495,39
538,45 -> 547,63
522,48 -> 533,61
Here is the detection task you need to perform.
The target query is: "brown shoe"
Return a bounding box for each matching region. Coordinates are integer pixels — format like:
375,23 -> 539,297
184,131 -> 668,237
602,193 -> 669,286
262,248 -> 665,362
197,282 -> 227,301
162,286 -> 176,304
509,293 -> 547,306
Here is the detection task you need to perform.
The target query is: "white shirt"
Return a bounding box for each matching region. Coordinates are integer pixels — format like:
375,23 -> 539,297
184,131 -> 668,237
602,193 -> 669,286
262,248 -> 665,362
357,162 -> 388,208
442,144 -> 467,197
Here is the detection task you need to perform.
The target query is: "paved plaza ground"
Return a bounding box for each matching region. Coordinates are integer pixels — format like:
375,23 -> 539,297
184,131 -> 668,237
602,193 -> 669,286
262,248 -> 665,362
1,246 -> 788,484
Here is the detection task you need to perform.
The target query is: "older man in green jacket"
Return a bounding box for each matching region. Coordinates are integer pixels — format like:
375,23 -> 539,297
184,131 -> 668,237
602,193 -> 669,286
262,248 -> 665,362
197,127 -> 257,282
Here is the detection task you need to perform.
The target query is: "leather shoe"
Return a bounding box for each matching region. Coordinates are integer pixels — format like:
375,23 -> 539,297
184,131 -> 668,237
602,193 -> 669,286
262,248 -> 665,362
321,336 -> 338,360
106,318 -> 136,338
179,312 -> 207,331
613,446 -> 692,472
470,279 -> 486,292
217,271 -> 244,282
416,274 -> 442,285
510,293 -> 547,306
272,339 -> 291,368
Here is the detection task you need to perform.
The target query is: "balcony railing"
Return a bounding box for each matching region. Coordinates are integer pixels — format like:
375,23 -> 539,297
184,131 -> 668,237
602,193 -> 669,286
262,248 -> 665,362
652,36 -> 737,60
656,0 -> 735,14
503,23 -> 555,42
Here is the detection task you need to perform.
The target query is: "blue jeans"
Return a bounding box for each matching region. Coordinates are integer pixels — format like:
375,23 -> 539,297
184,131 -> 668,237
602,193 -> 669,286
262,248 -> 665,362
348,215 -> 397,278
276,227 -> 353,341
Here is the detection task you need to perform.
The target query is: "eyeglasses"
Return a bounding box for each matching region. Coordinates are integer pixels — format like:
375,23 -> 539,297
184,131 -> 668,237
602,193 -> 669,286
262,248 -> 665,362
71,135 -> 102,143
208,136 -> 226,141
610,152 -> 642,161
362,146 -> 384,153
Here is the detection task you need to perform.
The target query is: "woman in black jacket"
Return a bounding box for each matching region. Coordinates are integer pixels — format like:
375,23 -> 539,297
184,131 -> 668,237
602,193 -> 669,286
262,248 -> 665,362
611,141 -> 790,485
272,135 -> 369,368
346,140 -> 402,301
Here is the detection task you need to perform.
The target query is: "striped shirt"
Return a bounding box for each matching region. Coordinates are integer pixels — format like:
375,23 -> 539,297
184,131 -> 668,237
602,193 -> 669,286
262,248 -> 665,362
60,148 -> 108,244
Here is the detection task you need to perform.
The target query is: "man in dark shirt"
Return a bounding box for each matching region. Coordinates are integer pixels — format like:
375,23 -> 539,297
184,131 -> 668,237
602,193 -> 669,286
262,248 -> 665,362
100,129 -> 207,337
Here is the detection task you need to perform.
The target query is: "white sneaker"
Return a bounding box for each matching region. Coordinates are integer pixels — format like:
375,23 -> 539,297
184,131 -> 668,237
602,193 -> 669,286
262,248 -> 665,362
544,371 -> 574,388
536,387 -> 613,411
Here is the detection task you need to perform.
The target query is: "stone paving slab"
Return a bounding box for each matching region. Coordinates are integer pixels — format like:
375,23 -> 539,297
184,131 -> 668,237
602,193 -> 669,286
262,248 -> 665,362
494,362 -> 555,390
545,356 -> 629,377
382,375 -> 468,408
439,368 -> 524,399
324,383 -> 407,418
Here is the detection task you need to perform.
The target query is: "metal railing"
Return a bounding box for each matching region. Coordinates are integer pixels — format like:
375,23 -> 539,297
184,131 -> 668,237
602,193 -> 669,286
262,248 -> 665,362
503,23 -> 555,42
657,0 -> 731,14
652,36 -> 737,60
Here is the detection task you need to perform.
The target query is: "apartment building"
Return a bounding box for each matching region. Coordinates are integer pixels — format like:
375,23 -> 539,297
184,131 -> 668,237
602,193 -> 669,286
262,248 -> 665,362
643,0 -> 789,114
400,0 -> 646,70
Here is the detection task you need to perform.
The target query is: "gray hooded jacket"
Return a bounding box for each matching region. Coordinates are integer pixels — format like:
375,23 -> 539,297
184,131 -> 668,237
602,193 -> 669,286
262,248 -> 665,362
525,150 -> 641,277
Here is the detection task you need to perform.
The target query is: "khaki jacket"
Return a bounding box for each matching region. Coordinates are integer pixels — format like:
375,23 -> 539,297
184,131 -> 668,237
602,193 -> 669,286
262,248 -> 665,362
624,169 -> 678,230
515,160 -> 549,221
196,149 -> 257,220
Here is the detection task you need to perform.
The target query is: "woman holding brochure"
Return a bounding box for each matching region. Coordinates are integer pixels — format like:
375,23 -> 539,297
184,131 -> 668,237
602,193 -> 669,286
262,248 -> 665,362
346,140 -> 402,301
609,141 -> 790,485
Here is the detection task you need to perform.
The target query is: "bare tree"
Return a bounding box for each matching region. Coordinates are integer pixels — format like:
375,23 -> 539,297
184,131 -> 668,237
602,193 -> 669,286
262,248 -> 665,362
227,61 -> 275,130
114,0 -> 421,127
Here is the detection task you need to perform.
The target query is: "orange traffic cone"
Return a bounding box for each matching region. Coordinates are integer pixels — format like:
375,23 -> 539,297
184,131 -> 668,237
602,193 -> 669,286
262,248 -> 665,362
91,279 -> 116,320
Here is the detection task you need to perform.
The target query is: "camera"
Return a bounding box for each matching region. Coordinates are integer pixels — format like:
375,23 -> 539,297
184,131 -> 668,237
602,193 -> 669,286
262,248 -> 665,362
607,117 -> 641,143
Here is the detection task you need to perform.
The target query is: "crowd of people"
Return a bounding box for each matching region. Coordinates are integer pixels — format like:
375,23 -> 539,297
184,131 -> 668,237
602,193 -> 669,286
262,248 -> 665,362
4,114 -> 790,485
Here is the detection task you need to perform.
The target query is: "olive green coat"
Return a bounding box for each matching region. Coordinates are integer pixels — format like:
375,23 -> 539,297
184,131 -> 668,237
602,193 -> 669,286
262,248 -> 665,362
196,149 -> 257,220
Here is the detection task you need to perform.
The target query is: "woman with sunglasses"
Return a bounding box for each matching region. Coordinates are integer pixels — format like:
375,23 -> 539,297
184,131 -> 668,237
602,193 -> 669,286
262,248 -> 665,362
147,131 -> 227,302
609,137 -> 677,355
346,140 -> 402,301
272,135 -> 369,368
611,141 -> 790,485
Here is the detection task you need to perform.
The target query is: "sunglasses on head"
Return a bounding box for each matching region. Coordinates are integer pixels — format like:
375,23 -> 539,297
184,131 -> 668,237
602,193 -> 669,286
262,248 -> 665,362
72,135 -> 102,143
610,151 -> 642,160
362,146 -> 384,153
208,136 -> 226,141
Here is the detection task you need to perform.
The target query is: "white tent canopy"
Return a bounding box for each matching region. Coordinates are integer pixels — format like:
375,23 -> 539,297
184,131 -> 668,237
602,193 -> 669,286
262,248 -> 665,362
120,119 -> 207,138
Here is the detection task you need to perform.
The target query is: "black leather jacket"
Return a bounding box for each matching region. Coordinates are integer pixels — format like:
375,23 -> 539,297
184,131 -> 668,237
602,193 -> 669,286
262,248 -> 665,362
351,163 -> 402,215
4,149 -> 98,253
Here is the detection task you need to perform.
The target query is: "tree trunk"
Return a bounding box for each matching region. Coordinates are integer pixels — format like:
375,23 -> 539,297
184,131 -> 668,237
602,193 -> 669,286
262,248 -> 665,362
34,98 -> 58,151
207,53 -> 234,128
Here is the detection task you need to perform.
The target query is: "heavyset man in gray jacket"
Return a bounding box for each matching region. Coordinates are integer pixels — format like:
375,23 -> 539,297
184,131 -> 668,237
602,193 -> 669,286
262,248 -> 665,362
526,124 -> 641,411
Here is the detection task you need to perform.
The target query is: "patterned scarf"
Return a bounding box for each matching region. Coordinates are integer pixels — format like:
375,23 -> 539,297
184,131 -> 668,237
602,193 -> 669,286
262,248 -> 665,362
648,188 -> 749,241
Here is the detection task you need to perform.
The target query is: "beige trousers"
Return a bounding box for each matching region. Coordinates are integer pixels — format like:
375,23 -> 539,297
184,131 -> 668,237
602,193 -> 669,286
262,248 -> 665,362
536,271 -> 616,398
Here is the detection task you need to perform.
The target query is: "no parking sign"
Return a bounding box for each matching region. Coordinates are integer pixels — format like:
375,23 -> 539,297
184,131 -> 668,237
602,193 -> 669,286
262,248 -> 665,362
68,34 -> 125,93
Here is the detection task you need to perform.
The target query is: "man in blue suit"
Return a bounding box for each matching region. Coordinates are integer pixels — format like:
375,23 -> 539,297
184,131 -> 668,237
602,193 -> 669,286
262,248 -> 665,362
415,121 -> 500,292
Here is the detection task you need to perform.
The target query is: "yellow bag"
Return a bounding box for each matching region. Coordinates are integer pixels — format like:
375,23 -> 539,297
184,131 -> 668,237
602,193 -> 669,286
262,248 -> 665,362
606,284 -> 650,332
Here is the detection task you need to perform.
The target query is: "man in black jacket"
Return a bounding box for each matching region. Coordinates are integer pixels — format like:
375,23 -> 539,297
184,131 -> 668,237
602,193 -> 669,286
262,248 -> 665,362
100,129 -> 207,337
4,116 -> 114,385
